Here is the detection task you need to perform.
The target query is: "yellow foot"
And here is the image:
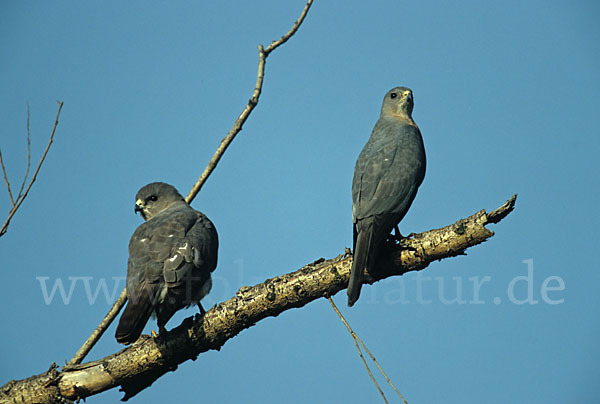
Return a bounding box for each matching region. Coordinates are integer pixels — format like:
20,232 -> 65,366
151,330 -> 158,338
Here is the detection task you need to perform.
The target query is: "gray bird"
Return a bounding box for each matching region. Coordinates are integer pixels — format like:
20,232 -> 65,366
348,87 -> 426,307
115,182 -> 218,344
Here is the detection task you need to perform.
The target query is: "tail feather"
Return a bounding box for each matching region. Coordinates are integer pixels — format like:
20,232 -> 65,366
348,224 -> 374,307
115,293 -> 153,345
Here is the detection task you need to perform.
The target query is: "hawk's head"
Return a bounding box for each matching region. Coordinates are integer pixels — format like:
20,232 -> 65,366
381,86 -> 414,120
134,182 -> 185,221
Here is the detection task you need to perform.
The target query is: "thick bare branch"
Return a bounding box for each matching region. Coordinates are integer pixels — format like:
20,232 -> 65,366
0,195 -> 517,403
66,0 -> 314,367
0,101 -> 63,238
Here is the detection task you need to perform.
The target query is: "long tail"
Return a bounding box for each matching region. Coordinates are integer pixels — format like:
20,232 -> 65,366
348,223 -> 374,307
115,293 -> 153,345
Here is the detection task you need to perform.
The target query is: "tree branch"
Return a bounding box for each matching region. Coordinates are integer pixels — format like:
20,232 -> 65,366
15,102 -> 32,202
328,297 -> 399,404
68,289 -> 128,366
66,0 -> 314,368
185,0 -> 313,203
0,195 -> 517,403
0,101 -> 63,238
0,147 -> 15,207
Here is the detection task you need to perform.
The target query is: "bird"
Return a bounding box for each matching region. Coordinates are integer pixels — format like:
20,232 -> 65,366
115,182 -> 218,344
348,87 -> 426,307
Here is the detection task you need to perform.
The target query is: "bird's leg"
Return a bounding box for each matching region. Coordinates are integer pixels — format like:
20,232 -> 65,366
152,325 -> 167,339
197,302 -> 206,316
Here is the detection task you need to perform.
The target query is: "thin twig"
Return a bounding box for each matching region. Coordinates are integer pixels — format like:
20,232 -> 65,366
68,0 -> 314,366
333,297 -> 408,404
16,102 -> 32,201
351,324 -> 388,403
68,289 -> 128,366
263,0 -> 312,55
0,147 -> 14,207
328,297 -> 389,403
354,334 -> 408,404
0,101 -> 63,237
185,0 -> 313,203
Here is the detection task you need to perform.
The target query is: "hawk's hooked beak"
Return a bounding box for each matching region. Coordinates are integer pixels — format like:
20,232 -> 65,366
135,199 -> 144,215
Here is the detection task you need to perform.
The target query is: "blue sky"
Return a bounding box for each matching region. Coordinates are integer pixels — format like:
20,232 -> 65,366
1,1 -> 599,403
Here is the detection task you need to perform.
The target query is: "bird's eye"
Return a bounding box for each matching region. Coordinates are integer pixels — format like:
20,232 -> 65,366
147,195 -> 158,202
390,93 -> 397,99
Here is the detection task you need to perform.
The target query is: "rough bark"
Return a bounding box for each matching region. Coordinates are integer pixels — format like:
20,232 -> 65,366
0,195 -> 516,403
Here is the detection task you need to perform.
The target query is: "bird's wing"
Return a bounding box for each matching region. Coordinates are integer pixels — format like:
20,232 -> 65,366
126,222 -> 165,305
154,206 -> 218,326
353,122 -> 423,221
185,211 -> 219,273
116,223 -> 165,344
156,208 -> 218,287
125,207 -> 199,304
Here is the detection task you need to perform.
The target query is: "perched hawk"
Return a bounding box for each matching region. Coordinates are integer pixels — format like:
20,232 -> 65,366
348,87 -> 426,306
115,182 -> 218,344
